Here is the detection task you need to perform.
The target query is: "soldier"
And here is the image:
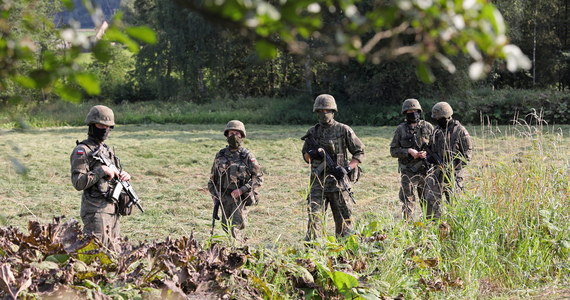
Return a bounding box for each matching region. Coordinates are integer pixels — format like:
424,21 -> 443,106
302,94 -> 365,240
208,120 -> 263,242
70,105 -> 131,250
424,102 -> 473,219
389,99 -> 434,220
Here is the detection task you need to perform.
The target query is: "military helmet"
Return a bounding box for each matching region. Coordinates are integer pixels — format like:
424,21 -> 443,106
431,102 -> 453,119
224,120 -> 246,138
401,98 -> 422,114
85,105 -> 115,126
313,94 -> 338,112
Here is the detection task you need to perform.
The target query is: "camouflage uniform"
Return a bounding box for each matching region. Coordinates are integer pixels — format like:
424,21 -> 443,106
302,109 -> 364,240
208,122 -> 263,241
424,102 -> 472,219
390,120 -> 434,220
70,106 -> 122,250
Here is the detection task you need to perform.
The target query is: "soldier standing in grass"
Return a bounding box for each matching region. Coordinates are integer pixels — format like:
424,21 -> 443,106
302,94 -> 365,241
424,102 -> 472,219
208,120 -> 263,242
70,105 -> 131,250
390,99 -> 434,221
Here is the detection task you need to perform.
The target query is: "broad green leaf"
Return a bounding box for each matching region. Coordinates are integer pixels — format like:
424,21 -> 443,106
76,239 -> 113,265
83,279 -> 102,291
14,75 -> 36,88
74,73 -> 101,95
91,40 -> 113,62
314,261 -> 332,279
255,40 -> 278,59
45,254 -> 70,264
55,82 -> 82,103
126,26 -> 157,44
416,62 -> 435,83
42,51 -> 59,71
105,27 -> 140,53
346,235 -> 360,252
331,271 -> 359,293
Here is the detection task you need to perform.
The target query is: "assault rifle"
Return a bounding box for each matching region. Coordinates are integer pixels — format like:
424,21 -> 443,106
301,133 -> 356,204
92,147 -> 144,213
424,143 -> 444,166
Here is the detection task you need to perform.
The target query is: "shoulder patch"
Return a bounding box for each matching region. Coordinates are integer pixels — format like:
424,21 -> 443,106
76,148 -> 85,155
250,157 -> 257,162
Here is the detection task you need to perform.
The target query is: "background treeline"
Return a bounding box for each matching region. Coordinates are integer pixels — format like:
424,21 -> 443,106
2,0 -> 570,125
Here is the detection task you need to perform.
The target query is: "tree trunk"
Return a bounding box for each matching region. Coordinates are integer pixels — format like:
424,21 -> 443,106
304,54 -> 313,95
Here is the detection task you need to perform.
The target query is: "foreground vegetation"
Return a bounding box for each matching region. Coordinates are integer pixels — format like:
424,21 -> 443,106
0,116 -> 568,298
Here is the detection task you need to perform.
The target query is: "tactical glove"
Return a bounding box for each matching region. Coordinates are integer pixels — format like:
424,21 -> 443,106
332,165 -> 352,180
307,148 -> 323,160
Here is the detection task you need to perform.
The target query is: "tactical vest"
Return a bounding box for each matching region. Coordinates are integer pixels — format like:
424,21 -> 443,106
396,121 -> 432,166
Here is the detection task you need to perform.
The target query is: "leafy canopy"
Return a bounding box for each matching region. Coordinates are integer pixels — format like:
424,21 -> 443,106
0,0 -> 155,102
174,0 -> 531,82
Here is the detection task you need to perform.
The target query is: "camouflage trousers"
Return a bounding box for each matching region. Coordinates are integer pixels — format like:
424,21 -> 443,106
305,186 -> 353,241
399,170 -> 427,221
81,211 -> 120,251
424,167 -> 465,219
220,194 -> 248,242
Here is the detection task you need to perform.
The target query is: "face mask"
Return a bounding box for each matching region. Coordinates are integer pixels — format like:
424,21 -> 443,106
227,134 -> 243,149
88,124 -> 111,142
437,118 -> 449,128
406,111 -> 421,124
317,112 -> 334,125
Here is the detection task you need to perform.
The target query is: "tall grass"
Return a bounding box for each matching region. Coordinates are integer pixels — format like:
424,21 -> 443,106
243,116 -> 569,299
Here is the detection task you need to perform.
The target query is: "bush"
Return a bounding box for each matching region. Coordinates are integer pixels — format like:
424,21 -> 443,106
450,88 -> 570,125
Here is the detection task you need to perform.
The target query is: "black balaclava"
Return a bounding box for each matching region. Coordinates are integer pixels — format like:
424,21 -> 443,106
317,111 -> 334,125
406,111 -> 421,124
437,118 -> 450,128
88,124 -> 111,142
227,134 -> 243,149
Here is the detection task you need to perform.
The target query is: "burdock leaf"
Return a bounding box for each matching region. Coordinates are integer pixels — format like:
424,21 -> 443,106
0,265 -> 32,299
14,268 -> 32,299
0,264 -> 16,297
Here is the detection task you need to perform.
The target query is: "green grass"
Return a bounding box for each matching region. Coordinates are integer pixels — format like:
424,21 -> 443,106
0,120 -> 568,298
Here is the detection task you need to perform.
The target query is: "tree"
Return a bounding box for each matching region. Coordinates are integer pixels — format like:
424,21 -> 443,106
172,0 -> 531,83
0,0 -> 156,103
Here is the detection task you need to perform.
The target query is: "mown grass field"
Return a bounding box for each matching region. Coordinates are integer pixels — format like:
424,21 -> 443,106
1,120 -> 569,298
0,123 -> 398,245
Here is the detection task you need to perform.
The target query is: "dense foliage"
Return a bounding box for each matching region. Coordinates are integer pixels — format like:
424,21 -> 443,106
80,0 -> 568,111
1,88 -> 568,127
119,0 -> 531,103
0,0 -> 154,104
3,0 -> 570,119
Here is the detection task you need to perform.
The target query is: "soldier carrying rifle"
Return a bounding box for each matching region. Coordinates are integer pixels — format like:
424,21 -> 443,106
70,105 -> 139,251
208,120 -> 263,243
389,99 -> 434,221
302,94 -> 365,241
424,102 -> 473,219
